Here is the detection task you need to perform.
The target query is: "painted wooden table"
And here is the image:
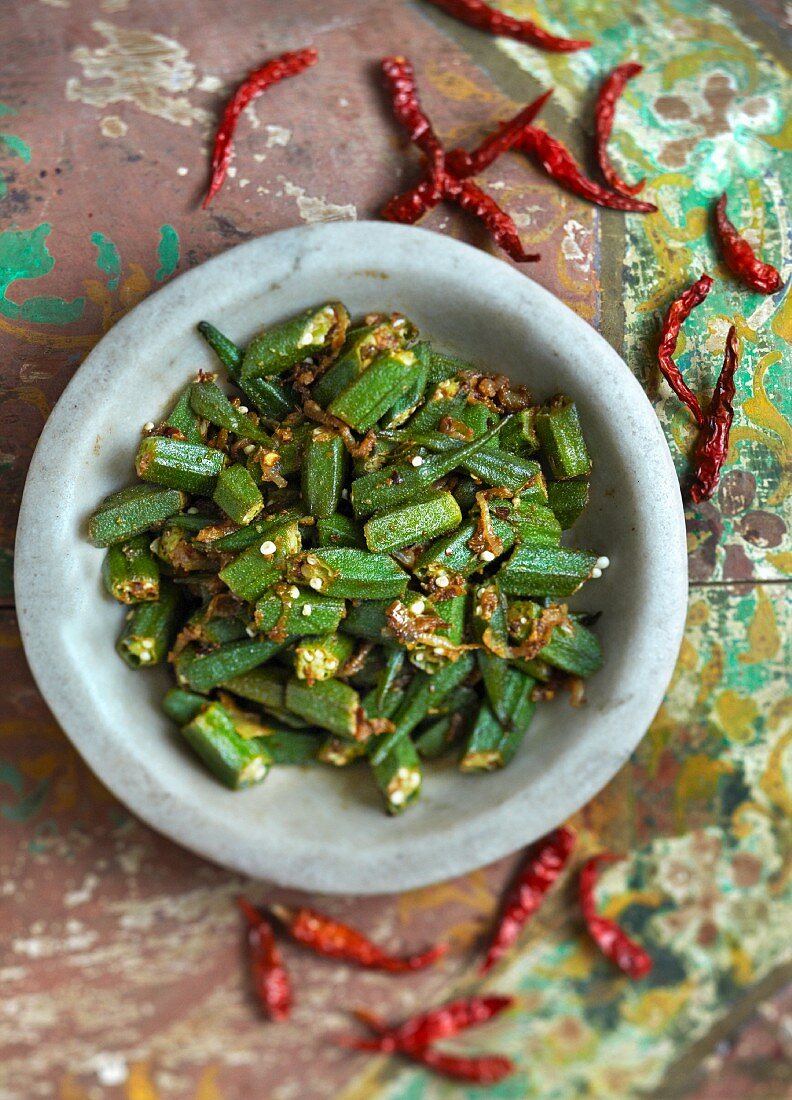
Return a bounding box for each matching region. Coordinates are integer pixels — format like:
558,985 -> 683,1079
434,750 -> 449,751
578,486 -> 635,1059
1,2 -> 790,1097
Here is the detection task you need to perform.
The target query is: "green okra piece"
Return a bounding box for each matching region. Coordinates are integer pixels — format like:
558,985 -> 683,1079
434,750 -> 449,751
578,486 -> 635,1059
498,545 -> 598,598
426,349 -> 479,384
290,548 -> 409,600
363,491 -> 462,554
327,350 -> 421,432
164,386 -> 203,444
363,684 -> 402,721
459,698 -> 533,772
375,646 -> 405,711
207,508 -> 304,552
507,502 -> 562,548
198,321 -> 300,420
537,618 -> 603,678
312,315 -> 418,406
316,513 -> 365,549
257,729 -> 322,766
162,688 -> 206,725
318,736 -> 368,766
371,735 -> 422,815
268,423 -> 312,478
254,584 -> 346,639
419,433 -> 545,495
498,408 -> 539,455
166,512 -> 221,533
350,415 -> 510,518
102,535 -> 160,604
379,353 -> 429,429
198,614 -> 250,648
452,476 -> 480,513
213,464 -> 264,525
242,302 -> 350,379
535,396 -> 592,480
116,581 -> 180,669
413,517 -> 515,581
340,598 -> 392,640
221,666 -> 309,728
88,484 -> 186,547
477,651 -> 537,732
302,428 -> 347,519
180,702 -> 271,789
219,521 -> 300,601
415,713 -> 461,759
136,436 -> 226,494
294,632 -> 354,682
369,652 -> 476,765
153,526 -> 216,574
470,581 -> 510,655
547,480 -> 590,530
189,379 -> 273,443
178,637 -> 285,693
406,594 -> 469,675
424,684 -> 478,720
285,677 -> 362,739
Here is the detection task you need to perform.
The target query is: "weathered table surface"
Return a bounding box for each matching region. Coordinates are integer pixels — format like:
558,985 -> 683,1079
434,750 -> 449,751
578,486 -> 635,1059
1,2 -> 790,1098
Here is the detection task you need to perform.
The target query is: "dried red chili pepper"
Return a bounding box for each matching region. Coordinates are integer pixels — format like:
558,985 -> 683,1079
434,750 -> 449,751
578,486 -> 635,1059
690,325 -> 739,503
512,127 -> 657,212
271,904 -> 446,971
203,48 -> 318,208
340,1032 -> 516,1084
425,0 -> 590,52
354,995 -> 515,1049
446,89 -> 554,179
380,57 -> 539,262
714,193 -> 783,295
579,855 -> 653,979
595,63 -> 646,197
657,273 -> 713,427
480,825 -> 576,974
238,897 -> 291,1021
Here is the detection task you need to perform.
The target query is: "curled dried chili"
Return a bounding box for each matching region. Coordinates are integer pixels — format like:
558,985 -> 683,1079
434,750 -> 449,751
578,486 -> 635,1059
203,48 -> 318,208
714,193 -> 783,294
480,825 -> 576,974
446,89 -> 554,179
690,325 -> 739,503
238,897 -> 292,1021
657,273 -> 712,427
271,904 -> 446,971
512,127 -> 657,213
425,0 -> 590,52
579,854 -> 653,979
595,63 -> 646,197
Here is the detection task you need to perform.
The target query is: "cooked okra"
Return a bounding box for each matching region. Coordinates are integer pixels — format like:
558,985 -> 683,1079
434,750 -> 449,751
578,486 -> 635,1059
89,303 -> 607,813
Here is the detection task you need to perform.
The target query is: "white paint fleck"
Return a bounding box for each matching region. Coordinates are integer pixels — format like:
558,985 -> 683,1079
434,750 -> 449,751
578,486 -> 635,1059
489,180 -> 506,190
13,929 -> 99,957
66,21 -> 211,128
265,124 -> 291,147
198,74 -> 223,92
239,178 -> 250,188
281,179 -> 357,224
99,114 -> 127,137
177,165 -> 189,176
88,1052 -> 128,1086
227,165 -> 237,178
253,153 -> 267,162
64,872 -> 100,908
339,97 -> 349,107
100,0 -> 129,11
561,218 -> 593,274
40,0 -> 70,7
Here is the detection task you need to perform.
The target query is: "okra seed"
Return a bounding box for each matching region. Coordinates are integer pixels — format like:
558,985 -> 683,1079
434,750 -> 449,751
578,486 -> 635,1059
125,610 -> 134,621
305,555 -> 318,565
390,789 -> 406,806
138,650 -> 152,663
435,574 -> 450,588
591,568 -> 602,578
595,556 -> 610,570
480,550 -> 496,562
410,455 -> 424,467
410,600 -> 425,615
259,541 -> 277,556
309,577 -> 323,590
433,646 -> 445,655
141,638 -> 155,649
246,626 -> 257,637
237,405 -> 249,414
302,604 -> 313,617
303,651 -> 315,661
142,421 -> 155,432
444,548 -> 453,557
187,506 -> 198,514
288,585 -> 300,598
243,444 -> 256,455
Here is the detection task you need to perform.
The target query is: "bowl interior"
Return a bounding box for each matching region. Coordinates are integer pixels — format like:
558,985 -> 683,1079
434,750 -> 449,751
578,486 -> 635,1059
15,222 -> 686,893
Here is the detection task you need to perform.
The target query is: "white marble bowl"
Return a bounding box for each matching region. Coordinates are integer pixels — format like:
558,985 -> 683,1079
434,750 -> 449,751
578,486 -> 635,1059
15,222 -> 687,894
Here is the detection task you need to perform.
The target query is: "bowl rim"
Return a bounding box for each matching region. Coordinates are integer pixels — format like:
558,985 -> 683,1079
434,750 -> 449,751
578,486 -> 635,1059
15,220 -> 688,893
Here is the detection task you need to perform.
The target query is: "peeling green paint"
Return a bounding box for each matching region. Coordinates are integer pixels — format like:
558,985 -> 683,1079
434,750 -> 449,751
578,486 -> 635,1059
0,102 -> 31,199
91,231 -> 121,289
0,223 -> 84,324
155,223 -> 180,281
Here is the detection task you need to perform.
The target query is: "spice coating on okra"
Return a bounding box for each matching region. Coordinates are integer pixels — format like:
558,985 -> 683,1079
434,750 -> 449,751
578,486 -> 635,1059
88,302 -> 606,812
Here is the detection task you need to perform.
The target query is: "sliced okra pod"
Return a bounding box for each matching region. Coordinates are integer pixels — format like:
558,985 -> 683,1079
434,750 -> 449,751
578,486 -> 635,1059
547,480 -> 590,529
177,637 -> 285,693
498,545 -> 598,598
327,350 -> 421,432
136,436 -> 226,494
255,728 -> 322,766
242,302 -> 350,379
535,396 -> 592,479
340,598 -> 393,640
162,687 -> 206,725
375,646 -> 405,710
219,521 -> 301,602
312,315 -> 418,406
198,321 -> 300,420
285,677 -> 363,739
206,508 -> 304,553
164,385 -> 204,444
506,502 -> 562,548
459,697 -> 533,772
197,320 -> 243,375
363,491 -> 462,554
254,584 -> 346,640
425,348 -> 479,385
301,429 -> 347,519
370,735 -> 422,815
318,736 -> 368,766
213,464 -> 264,525
189,379 -> 273,443
379,351 -> 429,428
180,702 -> 271,789
102,535 -> 160,604
316,512 -> 365,549
221,666 -> 309,728
116,581 -> 181,669
419,433 -> 546,495
166,512 -> 221,533
498,407 -> 539,454
88,484 -> 186,547
290,548 -> 409,600
534,615 -> 603,677
415,713 -> 463,760
294,632 -> 354,682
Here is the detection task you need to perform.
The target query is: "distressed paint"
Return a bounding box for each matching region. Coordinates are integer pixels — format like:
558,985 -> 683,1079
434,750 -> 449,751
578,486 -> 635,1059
155,225 -> 180,281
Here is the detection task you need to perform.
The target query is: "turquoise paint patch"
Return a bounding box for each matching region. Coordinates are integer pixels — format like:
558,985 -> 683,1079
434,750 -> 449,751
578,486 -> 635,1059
0,761 -> 50,822
0,133 -> 31,163
91,230 -> 121,289
0,223 -> 84,324
155,224 -> 180,281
